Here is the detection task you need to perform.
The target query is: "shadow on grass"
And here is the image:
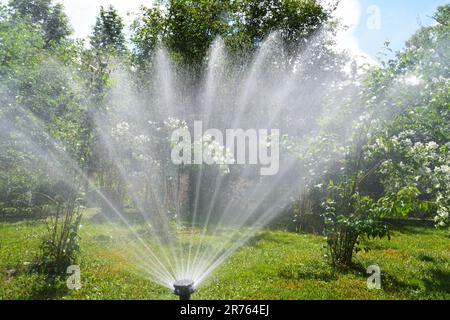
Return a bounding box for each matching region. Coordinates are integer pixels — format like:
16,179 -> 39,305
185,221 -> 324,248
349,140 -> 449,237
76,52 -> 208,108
276,258 -> 430,296
3,262 -> 70,300
279,261 -> 337,282
343,259 -> 450,296
243,233 -> 267,247
29,275 -> 69,300
383,218 -> 435,235
415,253 -> 449,264
418,253 -> 437,263
423,268 -> 450,294
244,231 -> 302,247
380,272 -> 421,294
87,209 -> 145,225
0,213 -> 47,223
338,261 -> 423,294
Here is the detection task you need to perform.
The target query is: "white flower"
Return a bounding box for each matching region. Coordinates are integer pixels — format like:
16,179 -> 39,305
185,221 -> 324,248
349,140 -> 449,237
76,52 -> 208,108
427,141 -> 439,150
111,121 -> 130,137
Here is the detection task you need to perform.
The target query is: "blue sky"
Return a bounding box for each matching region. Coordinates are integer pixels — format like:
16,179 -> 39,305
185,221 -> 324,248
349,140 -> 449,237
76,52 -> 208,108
354,0 -> 448,58
1,0 -> 448,62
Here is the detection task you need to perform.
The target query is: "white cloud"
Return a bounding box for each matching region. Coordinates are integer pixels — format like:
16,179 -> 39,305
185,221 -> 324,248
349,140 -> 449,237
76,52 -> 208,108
59,0 -> 152,40
332,0 -> 376,65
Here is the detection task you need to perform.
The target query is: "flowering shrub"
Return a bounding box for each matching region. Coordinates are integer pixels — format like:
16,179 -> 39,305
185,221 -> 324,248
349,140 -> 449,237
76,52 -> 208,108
367,129 -> 450,229
166,118 -> 234,175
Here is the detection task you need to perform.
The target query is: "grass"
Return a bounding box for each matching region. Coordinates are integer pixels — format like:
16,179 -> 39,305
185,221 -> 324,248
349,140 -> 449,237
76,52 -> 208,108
0,213 -> 449,300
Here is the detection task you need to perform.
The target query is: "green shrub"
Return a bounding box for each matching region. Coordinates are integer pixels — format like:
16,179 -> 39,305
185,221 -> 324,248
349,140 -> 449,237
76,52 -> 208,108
33,195 -> 83,277
322,180 -> 390,268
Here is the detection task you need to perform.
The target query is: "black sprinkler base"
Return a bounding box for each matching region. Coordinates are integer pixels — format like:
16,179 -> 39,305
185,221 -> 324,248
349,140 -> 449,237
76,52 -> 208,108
173,279 -> 195,300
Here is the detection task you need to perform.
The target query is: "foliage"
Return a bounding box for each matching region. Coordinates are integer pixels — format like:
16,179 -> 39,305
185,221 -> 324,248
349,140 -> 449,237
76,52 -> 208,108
43,3 -> 71,45
362,4 -> 450,230
33,194 -> 83,277
8,0 -> 52,23
131,0 -> 330,67
322,179 -> 390,267
90,5 -> 126,54
284,4 -> 450,266
9,0 -> 71,45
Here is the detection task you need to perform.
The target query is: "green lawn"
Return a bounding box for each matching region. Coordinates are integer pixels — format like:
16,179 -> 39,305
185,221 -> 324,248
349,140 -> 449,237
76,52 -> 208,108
1,215 -> 449,300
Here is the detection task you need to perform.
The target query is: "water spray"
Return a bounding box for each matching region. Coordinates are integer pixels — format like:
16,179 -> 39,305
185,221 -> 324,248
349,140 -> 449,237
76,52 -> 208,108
173,279 -> 195,300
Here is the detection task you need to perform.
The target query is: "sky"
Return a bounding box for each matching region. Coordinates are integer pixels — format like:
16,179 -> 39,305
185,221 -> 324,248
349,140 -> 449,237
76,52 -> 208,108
1,0 -> 448,63
333,0 -> 448,64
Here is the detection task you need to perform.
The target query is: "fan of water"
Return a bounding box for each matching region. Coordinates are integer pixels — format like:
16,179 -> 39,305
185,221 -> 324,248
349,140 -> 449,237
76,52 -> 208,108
1,31 -> 356,293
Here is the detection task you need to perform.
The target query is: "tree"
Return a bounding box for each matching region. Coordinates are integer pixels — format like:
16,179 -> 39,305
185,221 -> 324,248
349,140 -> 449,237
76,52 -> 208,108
233,0 -> 327,52
44,3 -> 71,45
9,0 -> 52,24
0,5 -> 88,215
85,6 -> 128,206
131,0 -> 330,67
432,4 -> 450,26
9,0 -> 71,45
90,5 -> 126,54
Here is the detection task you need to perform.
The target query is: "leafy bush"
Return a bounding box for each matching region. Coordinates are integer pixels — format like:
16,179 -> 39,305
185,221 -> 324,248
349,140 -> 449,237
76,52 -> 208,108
322,180 -> 390,268
33,195 -> 83,277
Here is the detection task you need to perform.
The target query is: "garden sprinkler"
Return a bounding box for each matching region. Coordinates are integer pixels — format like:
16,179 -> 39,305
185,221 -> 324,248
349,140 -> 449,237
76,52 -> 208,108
173,279 -> 195,300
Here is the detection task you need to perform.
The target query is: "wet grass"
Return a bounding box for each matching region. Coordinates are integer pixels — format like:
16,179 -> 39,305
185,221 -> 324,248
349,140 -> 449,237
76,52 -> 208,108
0,214 -> 449,300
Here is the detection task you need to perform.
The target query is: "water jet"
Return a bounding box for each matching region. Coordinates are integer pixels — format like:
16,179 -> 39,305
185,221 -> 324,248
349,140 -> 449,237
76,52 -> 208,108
173,279 -> 195,300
